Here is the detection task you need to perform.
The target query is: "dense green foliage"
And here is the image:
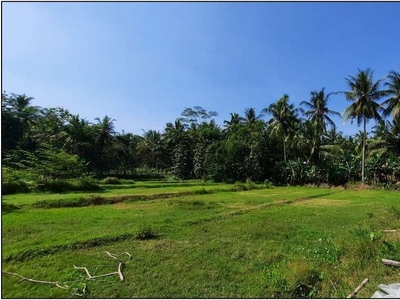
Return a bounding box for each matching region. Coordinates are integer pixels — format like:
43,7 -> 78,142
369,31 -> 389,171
2,182 -> 400,298
2,69 -> 400,191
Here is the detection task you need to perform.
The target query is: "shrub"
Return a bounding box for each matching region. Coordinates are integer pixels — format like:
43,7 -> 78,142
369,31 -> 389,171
134,225 -> 157,240
292,269 -> 323,298
264,179 -> 274,188
35,177 -> 102,193
102,177 -> 121,185
2,179 -> 30,195
245,178 -> 256,189
232,182 -> 247,191
35,178 -> 70,193
76,177 -> 103,191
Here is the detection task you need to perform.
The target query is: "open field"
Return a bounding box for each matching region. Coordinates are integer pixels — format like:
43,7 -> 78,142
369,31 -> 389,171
2,181 -> 400,298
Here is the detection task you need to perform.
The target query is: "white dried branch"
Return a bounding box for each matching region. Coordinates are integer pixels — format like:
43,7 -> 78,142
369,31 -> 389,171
382,258 -> 400,267
117,263 -> 124,281
347,278 -> 369,298
73,265 -> 93,279
2,271 -> 69,289
105,251 -> 118,260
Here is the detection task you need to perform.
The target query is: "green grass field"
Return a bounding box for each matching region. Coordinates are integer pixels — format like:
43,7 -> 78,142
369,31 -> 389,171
2,181 -> 400,298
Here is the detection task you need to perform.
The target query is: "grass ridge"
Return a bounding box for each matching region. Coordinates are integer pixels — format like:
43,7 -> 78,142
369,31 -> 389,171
11,186 -> 267,210
3,233 -> 135,262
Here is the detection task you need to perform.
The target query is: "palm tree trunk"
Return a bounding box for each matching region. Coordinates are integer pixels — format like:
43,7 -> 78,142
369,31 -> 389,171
362,118 -> 366,185
283,137 -> 287,163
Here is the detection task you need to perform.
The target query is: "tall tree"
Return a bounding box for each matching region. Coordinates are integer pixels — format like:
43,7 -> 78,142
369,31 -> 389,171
224,113 -> 244,129
243,108 -> 263,125
263,94 -> 298,162
301,88 -> 340,163
94,115 -> 116,175
382,70 -> 400,119
341,68 -> 388,184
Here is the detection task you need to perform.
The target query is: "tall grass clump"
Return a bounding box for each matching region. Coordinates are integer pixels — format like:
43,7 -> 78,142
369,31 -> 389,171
134,224 -> 158,240
232,179 -> 260,191
348,226 -> 383,262
2,179 -> 30,195
2,167 -> 32,194
102,177 -> 121,184
35,177 -> 102,193
388,205 -> 400,219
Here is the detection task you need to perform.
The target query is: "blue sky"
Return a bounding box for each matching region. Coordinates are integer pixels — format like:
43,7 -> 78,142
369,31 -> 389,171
3,2 -> 400,136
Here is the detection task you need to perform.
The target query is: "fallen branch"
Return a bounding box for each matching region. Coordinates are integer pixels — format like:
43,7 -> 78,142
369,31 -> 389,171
382,258 -> 400,267
346,278 -> 368,298
2,271 -> 69,290
73,265 -> 93,279
117,263 -> 124,281
382,230 -> 397,233
3,251 -> 130,296
74,263 -> 124,281
105,251 -> 118,260
124,252 -> 132,261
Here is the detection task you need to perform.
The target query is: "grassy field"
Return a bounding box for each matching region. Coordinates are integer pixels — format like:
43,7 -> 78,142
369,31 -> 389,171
2,181 -> 400,298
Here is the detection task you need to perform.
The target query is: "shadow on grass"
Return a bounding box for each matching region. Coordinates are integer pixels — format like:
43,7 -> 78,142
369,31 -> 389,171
297,192 -> 339,201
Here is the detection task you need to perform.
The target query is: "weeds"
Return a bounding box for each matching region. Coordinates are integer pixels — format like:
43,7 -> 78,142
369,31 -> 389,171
134,225 -> 158,240
35,177 -> 102,193
348,225 -> 383,261
297,238 -> 342,265
388,205 -> 400,219
2,179 -> 30,195
102,177 -> 121,185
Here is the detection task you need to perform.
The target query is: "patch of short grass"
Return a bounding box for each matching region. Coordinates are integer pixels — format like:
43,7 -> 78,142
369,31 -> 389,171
2,184 -> 400,298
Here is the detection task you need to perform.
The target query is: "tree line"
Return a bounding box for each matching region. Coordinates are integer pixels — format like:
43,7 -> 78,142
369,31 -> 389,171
2,68 -> 400,189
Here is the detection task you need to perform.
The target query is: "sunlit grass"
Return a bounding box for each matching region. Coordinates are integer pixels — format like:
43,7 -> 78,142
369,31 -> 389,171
2,183 -> 400,298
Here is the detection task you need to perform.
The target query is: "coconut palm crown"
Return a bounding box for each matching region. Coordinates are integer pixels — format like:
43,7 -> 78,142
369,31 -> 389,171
341,68 -> 388,184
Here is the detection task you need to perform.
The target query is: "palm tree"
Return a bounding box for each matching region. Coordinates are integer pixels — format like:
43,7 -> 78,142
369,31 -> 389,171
164,120 -> 186,145
140,130 -> 162,169
94,115 -> 116,147
62,114 -> 91,154
94,115 -> 116,174
301,88 -> 340,163
8,93 -> 39,136
382,70 -> 400,119
243,108 -> 263,125
224,113 -> 243,127
263,94 -> 298,163
341,68 -> 388,184
370,118 -> 400,157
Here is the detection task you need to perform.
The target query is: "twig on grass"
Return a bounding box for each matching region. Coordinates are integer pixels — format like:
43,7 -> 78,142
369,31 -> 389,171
382,258 -> 400,267
2,271 -> 69,290
346,278 -> 368,298
105,251 -> 118,260
3,251 -> 131,296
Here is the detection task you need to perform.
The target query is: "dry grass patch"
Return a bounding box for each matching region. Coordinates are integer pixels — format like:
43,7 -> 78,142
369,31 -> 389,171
292,199 -> 352,207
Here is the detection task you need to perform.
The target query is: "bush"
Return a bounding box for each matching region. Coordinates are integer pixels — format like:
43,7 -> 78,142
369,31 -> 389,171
232,182 -> 247,191
2,179 -> 30,195
35,177 -> 102,193
102,177 -> 121,184
134,225 -> 157,240
35,178 -> 72,193
264,179 -> 274,188
76,177 -> 103,191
